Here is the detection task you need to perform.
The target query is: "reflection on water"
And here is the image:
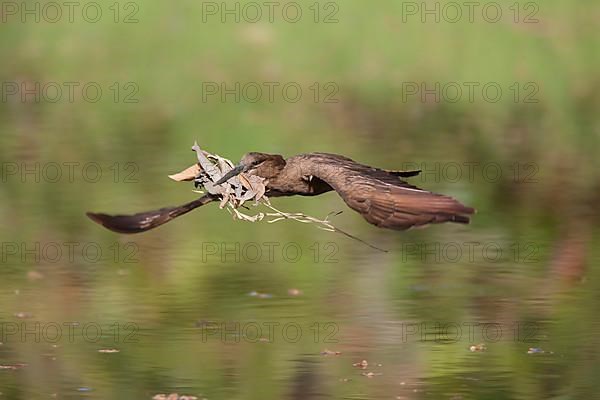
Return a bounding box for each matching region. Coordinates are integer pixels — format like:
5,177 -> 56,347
2,111 -> 600,399
0,161 -> 598,399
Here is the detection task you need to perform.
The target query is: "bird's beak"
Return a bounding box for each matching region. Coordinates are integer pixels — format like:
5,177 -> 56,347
214,164 -> 246,185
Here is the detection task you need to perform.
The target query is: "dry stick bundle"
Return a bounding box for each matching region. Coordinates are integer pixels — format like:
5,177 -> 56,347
169,143 -> 387,252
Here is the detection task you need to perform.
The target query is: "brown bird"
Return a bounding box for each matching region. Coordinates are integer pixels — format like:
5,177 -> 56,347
87,152 -> 475,234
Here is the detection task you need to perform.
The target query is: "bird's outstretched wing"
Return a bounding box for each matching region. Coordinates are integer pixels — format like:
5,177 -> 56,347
87,195 -> 217,233
300,153 -> 475,230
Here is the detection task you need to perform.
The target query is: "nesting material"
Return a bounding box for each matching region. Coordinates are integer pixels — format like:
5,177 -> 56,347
168,142 -> 386,252
168,142 -> 338,228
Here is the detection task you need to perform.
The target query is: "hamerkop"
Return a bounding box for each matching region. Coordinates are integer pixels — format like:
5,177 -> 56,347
87,152 -> 475,233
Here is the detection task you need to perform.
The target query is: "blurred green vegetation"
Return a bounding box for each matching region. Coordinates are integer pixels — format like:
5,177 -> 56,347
0,0 -> 599,399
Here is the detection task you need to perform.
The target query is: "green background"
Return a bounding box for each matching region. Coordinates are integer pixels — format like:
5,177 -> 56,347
0,0 -> 599,399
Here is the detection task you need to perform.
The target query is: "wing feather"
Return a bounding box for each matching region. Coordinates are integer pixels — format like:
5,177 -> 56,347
87,195 -> 217,233
302,153 -> 474,230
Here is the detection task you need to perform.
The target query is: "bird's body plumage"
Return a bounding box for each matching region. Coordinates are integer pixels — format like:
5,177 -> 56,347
87,152 -> 474,233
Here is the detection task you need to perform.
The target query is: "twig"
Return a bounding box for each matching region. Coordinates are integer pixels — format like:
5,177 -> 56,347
191,144 -> 389,253
261,201 -> 389,253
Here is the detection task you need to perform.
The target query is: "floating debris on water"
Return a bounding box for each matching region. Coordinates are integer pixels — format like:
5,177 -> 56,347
527,347 -> 552,354
0,363 -> 26,370
527,347 -> 543,354
469,344 -> 487,352
361,371 -> 382,378
353,360 -> 368,369
27,270 -> 44,280
152,394 -> 200,400
98,349 -> 120,353
248,291 -> 272,299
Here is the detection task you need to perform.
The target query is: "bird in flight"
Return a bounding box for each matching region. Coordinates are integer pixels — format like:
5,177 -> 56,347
87,152 -> 475,234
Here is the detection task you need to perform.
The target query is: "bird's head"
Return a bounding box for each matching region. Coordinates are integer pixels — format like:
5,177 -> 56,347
214,152 -> 285,185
